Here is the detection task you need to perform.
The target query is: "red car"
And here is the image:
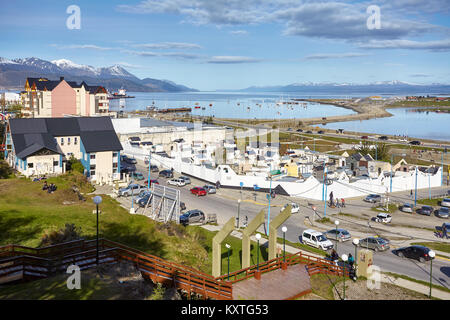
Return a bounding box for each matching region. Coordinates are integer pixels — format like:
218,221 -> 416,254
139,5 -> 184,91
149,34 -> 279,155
190,187 -> 207,196
361,135 -> 368,139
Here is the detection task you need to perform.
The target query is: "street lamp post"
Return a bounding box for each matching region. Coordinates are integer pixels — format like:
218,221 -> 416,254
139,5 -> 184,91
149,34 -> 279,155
341,254 -> 348,300
414,166 -> 418,207
93,196 -> 102,266
255,233 -> 261,271
429,250 -> 436,298
147,149 -> 152,190
237,199 -> 241,229
352,238 -> 359,269
334,220 -> 340,251
282,226 -> 287,264
225,243 -> 231,281
267,164 -> 272,236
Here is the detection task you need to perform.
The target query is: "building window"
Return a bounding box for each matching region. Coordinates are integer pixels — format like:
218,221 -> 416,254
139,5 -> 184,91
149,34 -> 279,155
90,164 -> 96,170
113,163 -> 118,168
90,154 -> 96,160
61,138 -> 64,146
74,137 -> 78,145
90,170 -> 96,176
113,152 -> 118,158
28,163 -> 33,168
68,137 -> 71,145
53,161 -> 59,166
113,168 -> 118,174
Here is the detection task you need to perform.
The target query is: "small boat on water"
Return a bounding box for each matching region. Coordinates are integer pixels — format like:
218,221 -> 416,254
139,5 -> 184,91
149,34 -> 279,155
108,88 -> 135,99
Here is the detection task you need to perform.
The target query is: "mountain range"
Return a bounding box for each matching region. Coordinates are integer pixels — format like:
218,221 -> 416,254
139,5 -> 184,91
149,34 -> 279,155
0,57 -> 197,92
236,81 -> 450,95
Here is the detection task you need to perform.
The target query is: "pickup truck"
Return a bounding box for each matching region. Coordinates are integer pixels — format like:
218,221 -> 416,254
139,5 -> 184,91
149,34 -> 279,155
118,183 -> 146,197
180,210 -> 217,225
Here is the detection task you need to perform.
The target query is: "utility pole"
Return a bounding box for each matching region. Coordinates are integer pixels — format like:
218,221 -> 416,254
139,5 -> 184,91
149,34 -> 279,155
147,148 -> 152,190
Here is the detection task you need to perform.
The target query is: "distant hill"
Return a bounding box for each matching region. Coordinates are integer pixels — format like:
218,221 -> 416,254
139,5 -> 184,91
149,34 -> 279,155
0,57 -> 197,92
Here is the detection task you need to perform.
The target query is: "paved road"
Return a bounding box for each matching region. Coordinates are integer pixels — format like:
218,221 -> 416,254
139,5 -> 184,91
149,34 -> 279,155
123,160 -> 450,289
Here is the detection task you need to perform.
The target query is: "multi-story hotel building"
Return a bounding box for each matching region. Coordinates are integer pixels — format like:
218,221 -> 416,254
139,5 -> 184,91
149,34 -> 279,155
20,77 -> 113,118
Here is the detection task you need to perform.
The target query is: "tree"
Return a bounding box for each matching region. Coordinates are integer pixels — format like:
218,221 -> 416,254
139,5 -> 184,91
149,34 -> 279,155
66,155 -> 84,174
356,141 -> 389,162
0,161 -> 12,179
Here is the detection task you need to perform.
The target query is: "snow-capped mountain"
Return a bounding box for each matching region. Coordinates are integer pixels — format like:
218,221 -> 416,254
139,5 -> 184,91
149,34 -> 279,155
0,57 -> 196,92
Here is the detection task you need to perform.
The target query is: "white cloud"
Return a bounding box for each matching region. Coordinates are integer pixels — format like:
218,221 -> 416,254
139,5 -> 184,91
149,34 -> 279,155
132,42 -> 202,50
230,30 -> 249,35
304,52 -> 369,60
50,44 -> 113,51
207,56 -> 262,64
359,39 -> 450,51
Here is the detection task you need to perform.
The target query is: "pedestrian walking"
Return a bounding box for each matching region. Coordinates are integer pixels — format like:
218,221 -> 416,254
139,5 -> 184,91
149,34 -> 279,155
443,226 -> 448,239
341,198 -> 345,208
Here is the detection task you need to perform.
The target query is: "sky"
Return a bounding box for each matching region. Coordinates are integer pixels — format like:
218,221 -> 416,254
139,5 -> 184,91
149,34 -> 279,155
1,0 -> 450,91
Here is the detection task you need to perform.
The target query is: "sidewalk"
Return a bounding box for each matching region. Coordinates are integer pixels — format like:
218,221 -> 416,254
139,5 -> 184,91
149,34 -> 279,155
381,274 -> 450,300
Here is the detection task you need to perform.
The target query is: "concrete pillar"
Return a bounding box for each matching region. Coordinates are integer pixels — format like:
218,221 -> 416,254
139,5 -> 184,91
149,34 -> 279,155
242,209 -> 266,269
356,249 -> 373,278
212,217 -> 235,278
268,205 -> 292,260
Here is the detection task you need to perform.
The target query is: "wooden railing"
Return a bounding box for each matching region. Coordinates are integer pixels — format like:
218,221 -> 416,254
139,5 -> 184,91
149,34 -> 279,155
0,239 -> 233,300
215,250 -> 349,283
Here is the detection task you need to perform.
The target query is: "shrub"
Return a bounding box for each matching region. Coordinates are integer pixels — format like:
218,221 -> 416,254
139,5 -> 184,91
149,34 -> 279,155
40,223 -> 82,246
0,161 -> 12,179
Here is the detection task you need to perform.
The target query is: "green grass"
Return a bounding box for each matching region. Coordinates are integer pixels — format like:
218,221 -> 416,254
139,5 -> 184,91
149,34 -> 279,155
417,198 -> 442,206
370,204 -> 398,214
410,242 -> 450,254
0,174 -> 211,272
383,272 -> 450,294
309,273 -> 342,300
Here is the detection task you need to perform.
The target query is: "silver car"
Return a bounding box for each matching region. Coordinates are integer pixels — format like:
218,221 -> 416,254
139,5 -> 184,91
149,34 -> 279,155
359,237 -> 390,252
401,203 -> 413,213
203,185 -> 216,194
438,207 -> 449,219
324,228 -> 351,242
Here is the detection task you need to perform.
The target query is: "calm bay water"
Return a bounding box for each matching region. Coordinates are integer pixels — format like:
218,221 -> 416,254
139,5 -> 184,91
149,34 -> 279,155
109,91 -> 450,142
319,108 -> 450,141
109,91 -> 356,119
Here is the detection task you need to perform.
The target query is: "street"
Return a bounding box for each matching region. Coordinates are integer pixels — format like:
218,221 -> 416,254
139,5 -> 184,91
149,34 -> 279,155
118,158 -> 450,288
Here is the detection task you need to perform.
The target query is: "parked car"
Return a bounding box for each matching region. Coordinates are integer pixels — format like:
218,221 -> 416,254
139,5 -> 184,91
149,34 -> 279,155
364,194 -> 381,203
441,198 -> 450,207
118,183 -> 145,197
358,237 -> 390,252
400,203 -> 414,213
418,205 -> 433,216
190,187 -> 207,196
306,130 -> 313,134
296,129 -> 303,132
179,176 -> 191,184
361,135 -> 368,139
378,135 -> 388,140
395,245 -> 434,262
138,194 -> 152,207
283,203 -> 300,214
409,140 -> 421,145
149,165 -> 159,172
120,162 -> 136,174
301,229 -> 334,251
135,190 -> 151,204
121,155 -> 137,164
324,229 -> 351,242
168,178 -> 186,187
317,130 -> 324,134
148,179 -> 159,186
287,128 -> 293,131
374,213 -> 392,223
130,172 -> 145,180
203,185 -> 217,194
159,170 -> 174,178
180,209 -> 206,225
437,207 -> 449,218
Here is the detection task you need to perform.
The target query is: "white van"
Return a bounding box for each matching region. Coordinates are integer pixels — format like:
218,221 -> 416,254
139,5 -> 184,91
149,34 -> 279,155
283,203 -> 300,214
301,229 -> 334,251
